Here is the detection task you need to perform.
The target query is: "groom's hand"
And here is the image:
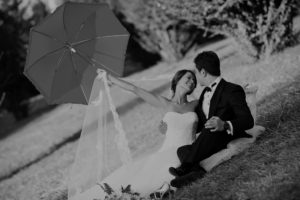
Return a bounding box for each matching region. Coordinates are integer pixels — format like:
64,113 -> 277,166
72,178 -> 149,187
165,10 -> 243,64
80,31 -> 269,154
205,116 -> 225,132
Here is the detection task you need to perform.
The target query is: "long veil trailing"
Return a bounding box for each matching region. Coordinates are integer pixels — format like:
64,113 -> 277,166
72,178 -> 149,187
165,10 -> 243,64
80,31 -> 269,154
67,70 -> 132,199
67,69 -> 177,199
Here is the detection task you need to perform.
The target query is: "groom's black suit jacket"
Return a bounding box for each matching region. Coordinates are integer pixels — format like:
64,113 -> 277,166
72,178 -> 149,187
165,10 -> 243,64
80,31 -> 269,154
196,79 -> 254,139
177,78 -> 254,167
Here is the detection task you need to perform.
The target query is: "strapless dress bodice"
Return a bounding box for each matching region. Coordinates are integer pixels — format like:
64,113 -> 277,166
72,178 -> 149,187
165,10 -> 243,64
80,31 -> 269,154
159,111 -> 198,151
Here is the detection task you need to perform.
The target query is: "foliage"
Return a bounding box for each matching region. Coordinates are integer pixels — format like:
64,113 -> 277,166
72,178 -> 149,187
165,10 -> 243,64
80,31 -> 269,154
96,183 -> 146,200
114,0 -> 205,62
0,0 -> 47,120
61,0 -> 113,8
156,0 -> 297,61
293,1 -> 300,15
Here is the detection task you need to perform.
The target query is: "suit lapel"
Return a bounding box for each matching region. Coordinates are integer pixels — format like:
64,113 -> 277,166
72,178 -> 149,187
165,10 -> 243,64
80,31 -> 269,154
198,89 -> 207,121
208,79 -> 226,118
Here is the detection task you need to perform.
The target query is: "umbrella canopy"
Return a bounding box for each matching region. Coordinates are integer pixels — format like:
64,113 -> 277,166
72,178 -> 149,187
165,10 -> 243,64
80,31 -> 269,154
24,2 -> 129,105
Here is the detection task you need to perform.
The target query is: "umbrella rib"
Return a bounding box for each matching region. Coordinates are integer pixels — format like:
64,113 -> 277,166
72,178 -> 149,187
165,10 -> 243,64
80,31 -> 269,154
70,53 -> 88,102
54,49 -> 68,72
73,13 -> 92,42
62,5 -> 68,42
32,30 -> 64,44
49,49 -> 67,101
75,49 -> 112,72
93,50 -> 123,61
90,58 -> 112,73
72,34 -> 128,46
72,9 -> 97,42
73,22 -> 86,42
25,46 -> 66,71
74,50 -> 96,67
79,84 -> 88,104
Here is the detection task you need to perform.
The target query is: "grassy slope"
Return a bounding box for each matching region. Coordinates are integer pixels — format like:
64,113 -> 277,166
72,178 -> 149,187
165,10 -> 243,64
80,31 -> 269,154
35,43 -> 300,200
173,73 -> 300,199
0,42 -> 299,200
0,18 -> 299,199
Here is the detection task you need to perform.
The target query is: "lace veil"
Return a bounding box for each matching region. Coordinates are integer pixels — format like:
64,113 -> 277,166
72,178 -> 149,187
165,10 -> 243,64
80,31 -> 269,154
67,70 -> 174,199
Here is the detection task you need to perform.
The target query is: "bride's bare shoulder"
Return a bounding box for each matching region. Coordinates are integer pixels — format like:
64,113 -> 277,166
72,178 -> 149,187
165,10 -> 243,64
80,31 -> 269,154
184,100 -> 199,111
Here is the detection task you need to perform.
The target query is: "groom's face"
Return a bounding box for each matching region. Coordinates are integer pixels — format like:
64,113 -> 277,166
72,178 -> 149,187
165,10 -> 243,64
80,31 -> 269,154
194,66 -> 206,86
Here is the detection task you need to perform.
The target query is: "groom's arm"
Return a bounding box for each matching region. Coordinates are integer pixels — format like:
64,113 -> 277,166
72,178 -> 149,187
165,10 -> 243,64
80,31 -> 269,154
227,85 -> 254,135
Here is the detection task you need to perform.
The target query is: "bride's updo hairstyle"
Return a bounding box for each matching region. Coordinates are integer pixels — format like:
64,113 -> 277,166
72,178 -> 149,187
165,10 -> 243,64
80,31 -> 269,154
171,69 -> 197,97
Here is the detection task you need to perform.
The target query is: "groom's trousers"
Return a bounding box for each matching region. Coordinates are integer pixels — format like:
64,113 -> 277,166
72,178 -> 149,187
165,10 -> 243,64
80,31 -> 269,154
177,128 -> 232,166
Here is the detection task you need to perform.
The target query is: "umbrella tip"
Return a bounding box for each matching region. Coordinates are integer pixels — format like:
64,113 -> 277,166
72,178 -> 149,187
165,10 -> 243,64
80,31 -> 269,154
65,42 -> 77,53
70,47 -> 76,53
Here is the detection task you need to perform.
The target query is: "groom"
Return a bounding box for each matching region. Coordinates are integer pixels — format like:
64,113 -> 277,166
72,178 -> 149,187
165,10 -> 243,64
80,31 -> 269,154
169,51 -> 254,188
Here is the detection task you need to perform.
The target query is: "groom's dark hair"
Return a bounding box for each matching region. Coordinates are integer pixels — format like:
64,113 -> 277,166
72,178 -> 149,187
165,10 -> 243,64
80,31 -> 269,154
194,51 -> 220,76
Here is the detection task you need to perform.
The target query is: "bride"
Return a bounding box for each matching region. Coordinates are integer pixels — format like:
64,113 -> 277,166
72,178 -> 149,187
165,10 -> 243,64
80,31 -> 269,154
71,69 -> 199,199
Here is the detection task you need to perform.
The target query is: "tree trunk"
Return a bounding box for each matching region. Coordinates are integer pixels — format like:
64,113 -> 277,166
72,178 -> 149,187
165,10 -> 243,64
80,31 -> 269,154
156,28 -> 184,62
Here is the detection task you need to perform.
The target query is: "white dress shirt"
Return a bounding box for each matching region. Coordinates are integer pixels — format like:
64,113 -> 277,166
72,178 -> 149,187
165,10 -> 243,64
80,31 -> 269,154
202,77 -> 234,135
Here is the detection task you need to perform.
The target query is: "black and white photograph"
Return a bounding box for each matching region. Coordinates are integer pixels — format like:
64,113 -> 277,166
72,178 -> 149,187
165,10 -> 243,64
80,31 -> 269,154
0,0 -> 299,200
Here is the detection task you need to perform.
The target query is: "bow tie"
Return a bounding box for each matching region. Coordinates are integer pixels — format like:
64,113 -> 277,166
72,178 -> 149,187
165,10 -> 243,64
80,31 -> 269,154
203,82 -> 217,93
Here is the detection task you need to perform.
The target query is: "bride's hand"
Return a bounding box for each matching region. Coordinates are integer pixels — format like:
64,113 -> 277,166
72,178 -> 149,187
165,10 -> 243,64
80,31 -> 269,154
106,74 -> 114,86
159,120 -> 167,135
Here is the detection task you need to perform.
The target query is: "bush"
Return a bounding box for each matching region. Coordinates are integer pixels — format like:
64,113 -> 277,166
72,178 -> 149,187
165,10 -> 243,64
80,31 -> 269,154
0,0 -> 47,120
114,0 -> 204,62
156,0 -> 296,61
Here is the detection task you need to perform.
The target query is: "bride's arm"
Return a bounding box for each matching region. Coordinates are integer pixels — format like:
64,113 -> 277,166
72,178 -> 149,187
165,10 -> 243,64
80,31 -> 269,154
108,74 -> 170,108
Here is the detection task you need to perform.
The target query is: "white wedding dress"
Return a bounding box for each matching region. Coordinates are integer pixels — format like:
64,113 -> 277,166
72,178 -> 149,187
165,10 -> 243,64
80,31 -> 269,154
73,111 -> 198,199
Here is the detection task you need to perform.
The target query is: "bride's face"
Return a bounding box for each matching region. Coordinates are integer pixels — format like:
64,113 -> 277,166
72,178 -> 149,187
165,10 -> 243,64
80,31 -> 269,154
175,72 -> 196,95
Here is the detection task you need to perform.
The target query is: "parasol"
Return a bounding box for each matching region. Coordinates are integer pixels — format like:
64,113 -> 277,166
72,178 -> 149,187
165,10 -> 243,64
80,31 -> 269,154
23,2 -> 129,105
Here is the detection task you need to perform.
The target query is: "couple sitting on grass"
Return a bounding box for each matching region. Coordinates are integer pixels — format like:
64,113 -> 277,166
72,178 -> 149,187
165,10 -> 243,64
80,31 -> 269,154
72,51 -> 263,200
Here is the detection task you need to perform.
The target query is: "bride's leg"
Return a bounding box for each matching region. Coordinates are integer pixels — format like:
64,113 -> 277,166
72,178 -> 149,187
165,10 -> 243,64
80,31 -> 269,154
130,147 -> 180,196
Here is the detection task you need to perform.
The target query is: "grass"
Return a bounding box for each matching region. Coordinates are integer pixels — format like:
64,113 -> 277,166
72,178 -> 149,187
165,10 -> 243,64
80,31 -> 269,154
41,57 -> 300,200
1,18 -> 300,199
172,77 -> 300,200
38,42 -> 300,200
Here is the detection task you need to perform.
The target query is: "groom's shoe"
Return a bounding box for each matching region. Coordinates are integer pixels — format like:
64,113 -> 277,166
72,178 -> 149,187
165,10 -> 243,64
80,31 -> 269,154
170,169 -> 206,188
169,164 -> 191,177
169,167 -> 186,177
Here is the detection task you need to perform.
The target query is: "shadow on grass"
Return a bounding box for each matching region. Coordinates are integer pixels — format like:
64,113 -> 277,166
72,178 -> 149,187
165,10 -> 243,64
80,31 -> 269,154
0,104 -> 57,140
